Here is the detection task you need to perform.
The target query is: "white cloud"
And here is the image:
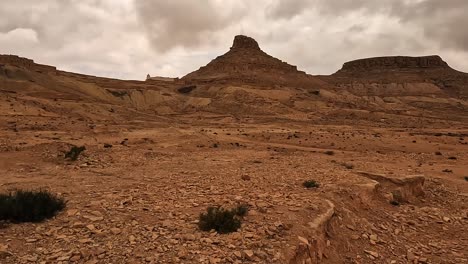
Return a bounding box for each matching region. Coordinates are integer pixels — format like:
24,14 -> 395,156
0,28 -> 38,44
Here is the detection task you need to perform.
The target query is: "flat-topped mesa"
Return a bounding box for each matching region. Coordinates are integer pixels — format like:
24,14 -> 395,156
230,35 -> 261,51
0,54 -> 56,73
338,55 -> 450,73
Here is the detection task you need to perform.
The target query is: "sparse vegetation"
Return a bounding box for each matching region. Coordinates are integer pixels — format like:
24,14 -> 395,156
198,205 -> 249,234
177,85 -> 196,94
390,200 -> 400,206
65,145 -> 85,161
435,151 -> 442,155
303,180 -> 320,189
107,89 -> 128,98
464,176 -> 468,181
324,150 -> 335,156
232,204 -> 249,217
341,163 -> 354,169
309,90 -> 320,95
448,156 -> 457,160
0,190 -> 66,223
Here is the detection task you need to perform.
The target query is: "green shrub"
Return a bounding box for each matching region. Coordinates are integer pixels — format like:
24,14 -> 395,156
303,180 -> 320,189
199,205 -> 249,234
233,204 -> 249,217
65,146 -> 86,161
0,190 -> 66,223
342,163 -> 354,169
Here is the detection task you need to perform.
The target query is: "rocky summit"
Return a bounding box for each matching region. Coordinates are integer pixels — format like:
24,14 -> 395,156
0,35 -> 467,264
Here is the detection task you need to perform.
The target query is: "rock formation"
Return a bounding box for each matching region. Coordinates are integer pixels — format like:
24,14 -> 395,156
327,55 -> 468,99
183,35 -> 328,89
0,55 -> 56,73
337,55 -> 449,73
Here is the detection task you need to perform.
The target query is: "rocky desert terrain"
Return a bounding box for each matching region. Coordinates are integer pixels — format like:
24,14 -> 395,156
0,35 -> 467,264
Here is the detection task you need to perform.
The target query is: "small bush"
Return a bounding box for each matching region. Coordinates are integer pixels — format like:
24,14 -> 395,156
324,151 -> 335,156
303,180 -> 320,189
464,176 -> 468,182
0,190 -> 66,223
342,163 -> 354,169
435,151 -> 442,156
177,85 -> 196,94
65,146 -> 86,161
390,200 -> 400,206
199,205 -> 248,234
233,204 -> 249,217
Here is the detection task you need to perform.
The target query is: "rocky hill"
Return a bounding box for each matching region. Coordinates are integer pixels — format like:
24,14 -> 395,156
337,55 -> 449,72
183,35 -> 329,90
327,55 -> 468,99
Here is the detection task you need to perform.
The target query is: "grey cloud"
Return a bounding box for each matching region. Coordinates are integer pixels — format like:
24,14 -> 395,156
396,0 -> 468,52
266,0 -> 311,19
268,0 -> 468,53
135,1 -> 247,52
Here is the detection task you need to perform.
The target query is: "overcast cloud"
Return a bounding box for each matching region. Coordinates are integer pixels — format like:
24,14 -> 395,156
1,0 -> 467,80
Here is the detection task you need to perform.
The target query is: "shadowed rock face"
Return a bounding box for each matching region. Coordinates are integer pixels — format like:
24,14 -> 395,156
338,56 -> 450,73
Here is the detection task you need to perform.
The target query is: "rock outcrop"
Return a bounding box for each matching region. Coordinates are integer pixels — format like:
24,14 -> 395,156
326,55 -> 468,99
0,55 -> 56,73
337,56 -> 449,73
183,35 -> 328,89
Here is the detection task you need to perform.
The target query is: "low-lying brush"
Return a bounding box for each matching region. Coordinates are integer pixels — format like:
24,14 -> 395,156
0,190 -> 66,223
65,145 -> 86,161
198,204 -> 249,234
303,180 -> 320,189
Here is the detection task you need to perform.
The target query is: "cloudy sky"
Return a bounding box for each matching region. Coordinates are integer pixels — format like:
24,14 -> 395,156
1,0 -> 468,80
